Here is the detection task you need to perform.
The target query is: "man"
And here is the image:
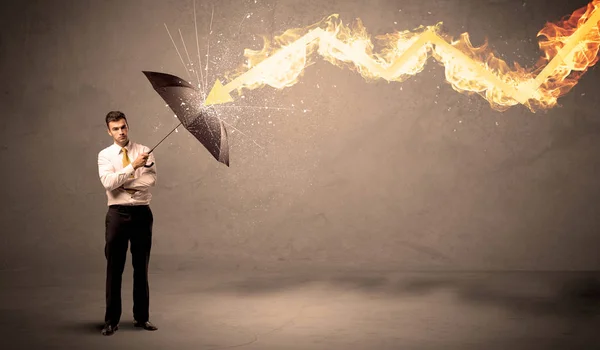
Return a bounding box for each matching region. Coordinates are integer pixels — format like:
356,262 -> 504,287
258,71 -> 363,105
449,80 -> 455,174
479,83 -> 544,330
97,111 -> 158,336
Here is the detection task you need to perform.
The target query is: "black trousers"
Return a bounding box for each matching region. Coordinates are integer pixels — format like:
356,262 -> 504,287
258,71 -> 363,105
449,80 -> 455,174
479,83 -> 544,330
104,204 -> 153,325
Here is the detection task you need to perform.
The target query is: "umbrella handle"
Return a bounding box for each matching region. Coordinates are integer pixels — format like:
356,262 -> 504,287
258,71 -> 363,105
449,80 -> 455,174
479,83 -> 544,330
141,120 -> 182,168
143,148 -> 155,168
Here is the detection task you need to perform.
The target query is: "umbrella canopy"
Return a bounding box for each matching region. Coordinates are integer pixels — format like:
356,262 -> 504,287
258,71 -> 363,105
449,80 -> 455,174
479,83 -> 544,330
142,71 -> 229,166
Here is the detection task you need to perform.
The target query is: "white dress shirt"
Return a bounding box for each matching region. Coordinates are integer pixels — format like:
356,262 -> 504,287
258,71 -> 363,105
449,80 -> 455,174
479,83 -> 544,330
98,140 -> 157,206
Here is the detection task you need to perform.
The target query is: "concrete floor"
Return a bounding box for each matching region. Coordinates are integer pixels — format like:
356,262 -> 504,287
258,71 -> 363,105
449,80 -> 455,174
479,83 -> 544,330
2,262 -> 600,350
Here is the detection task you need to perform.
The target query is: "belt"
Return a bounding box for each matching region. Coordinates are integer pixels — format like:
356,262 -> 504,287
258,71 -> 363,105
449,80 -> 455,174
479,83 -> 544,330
109,204 -> 149,210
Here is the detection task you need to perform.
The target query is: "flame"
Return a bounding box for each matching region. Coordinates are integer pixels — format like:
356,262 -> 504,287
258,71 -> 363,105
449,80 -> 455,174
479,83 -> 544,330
532,1 -> 600,108
222,1 -> 600,112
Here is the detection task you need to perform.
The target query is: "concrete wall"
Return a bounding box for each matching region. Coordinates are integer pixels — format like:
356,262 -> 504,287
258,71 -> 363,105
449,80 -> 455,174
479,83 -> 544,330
1,0 -> 599,272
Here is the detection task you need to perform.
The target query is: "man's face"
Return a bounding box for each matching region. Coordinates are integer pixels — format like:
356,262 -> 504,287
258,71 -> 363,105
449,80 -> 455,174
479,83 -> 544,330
107,119 -> 129,146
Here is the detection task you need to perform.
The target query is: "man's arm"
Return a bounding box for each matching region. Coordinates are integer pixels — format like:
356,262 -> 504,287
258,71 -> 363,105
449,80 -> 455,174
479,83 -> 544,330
122,149 -> 157,191
98,151 -> 136,191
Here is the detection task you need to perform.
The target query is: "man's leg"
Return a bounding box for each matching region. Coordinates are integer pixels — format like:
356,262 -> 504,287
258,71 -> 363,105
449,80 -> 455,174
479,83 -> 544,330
130,205 -> 156,329
104,207 -> 130,332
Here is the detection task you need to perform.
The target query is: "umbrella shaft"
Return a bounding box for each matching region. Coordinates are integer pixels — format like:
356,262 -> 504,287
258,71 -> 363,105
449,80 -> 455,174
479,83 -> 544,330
149,121 -> 183,153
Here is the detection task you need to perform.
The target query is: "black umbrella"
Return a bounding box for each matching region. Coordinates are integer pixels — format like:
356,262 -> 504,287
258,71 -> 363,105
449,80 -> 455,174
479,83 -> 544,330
141,71 -> 230,167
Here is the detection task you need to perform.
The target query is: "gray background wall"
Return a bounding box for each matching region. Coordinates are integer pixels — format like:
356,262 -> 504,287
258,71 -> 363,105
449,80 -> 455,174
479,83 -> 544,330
1,0 -> 599,273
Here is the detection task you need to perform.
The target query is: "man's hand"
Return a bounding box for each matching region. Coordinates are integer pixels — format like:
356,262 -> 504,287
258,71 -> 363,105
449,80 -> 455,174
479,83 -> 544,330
132,152 -> 150,170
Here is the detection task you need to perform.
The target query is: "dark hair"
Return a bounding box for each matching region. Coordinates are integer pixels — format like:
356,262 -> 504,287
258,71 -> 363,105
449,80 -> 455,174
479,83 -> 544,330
105,111 -> 128,128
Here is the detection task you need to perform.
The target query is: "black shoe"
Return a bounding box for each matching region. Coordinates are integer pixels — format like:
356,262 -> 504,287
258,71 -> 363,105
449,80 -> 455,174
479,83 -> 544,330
101,323 -> 118,336
133,320 -> 158,331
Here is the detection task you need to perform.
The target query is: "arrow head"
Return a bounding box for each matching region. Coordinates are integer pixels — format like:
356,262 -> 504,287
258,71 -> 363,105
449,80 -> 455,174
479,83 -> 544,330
204,79 -> 234,106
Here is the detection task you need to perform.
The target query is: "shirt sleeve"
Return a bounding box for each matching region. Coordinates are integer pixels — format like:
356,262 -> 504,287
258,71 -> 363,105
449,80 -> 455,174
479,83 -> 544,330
122,146 -> 157,191
98,151 -> 136,191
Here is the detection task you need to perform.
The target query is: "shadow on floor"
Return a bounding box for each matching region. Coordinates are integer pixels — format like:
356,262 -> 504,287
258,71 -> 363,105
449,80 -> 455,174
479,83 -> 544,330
207,271 -> 600,319
59,321 -> 104,334
60,320 -> 140,334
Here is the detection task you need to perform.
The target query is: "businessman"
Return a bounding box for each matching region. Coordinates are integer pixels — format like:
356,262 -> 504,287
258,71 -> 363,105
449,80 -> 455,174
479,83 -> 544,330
97,111 -> 158,336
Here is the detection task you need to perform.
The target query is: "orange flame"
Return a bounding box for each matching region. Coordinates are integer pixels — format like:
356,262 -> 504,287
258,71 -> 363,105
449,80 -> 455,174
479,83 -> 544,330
221,1 -> 600,112
533,0 -> 600,107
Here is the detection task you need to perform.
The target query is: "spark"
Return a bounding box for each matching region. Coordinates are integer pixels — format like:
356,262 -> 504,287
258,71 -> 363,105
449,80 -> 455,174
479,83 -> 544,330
199,5 -> 268,151
219,117 -> 267,149
164,23 -> 192,81
205,4 -> 215,92
193,0 -> 206,96
216,105 -> 302,111
199,104 -> 268,149
162,2 -> 298,154
178,28 -> 200,92
239,13 -> 248,32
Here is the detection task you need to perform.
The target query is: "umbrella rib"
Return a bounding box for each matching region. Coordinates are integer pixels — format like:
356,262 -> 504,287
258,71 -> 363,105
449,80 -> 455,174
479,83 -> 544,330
202,108 -> 219,152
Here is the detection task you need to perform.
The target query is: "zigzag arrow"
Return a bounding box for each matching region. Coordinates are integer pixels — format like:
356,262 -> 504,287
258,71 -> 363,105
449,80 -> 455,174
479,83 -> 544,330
205,5 -> 600,111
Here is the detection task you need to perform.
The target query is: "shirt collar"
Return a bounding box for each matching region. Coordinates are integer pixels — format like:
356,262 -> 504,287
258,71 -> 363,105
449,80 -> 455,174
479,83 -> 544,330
113,140 -> 132,154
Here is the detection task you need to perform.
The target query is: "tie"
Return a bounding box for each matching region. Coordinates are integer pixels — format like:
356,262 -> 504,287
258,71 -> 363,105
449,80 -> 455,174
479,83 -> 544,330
121,147 -> 136,194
